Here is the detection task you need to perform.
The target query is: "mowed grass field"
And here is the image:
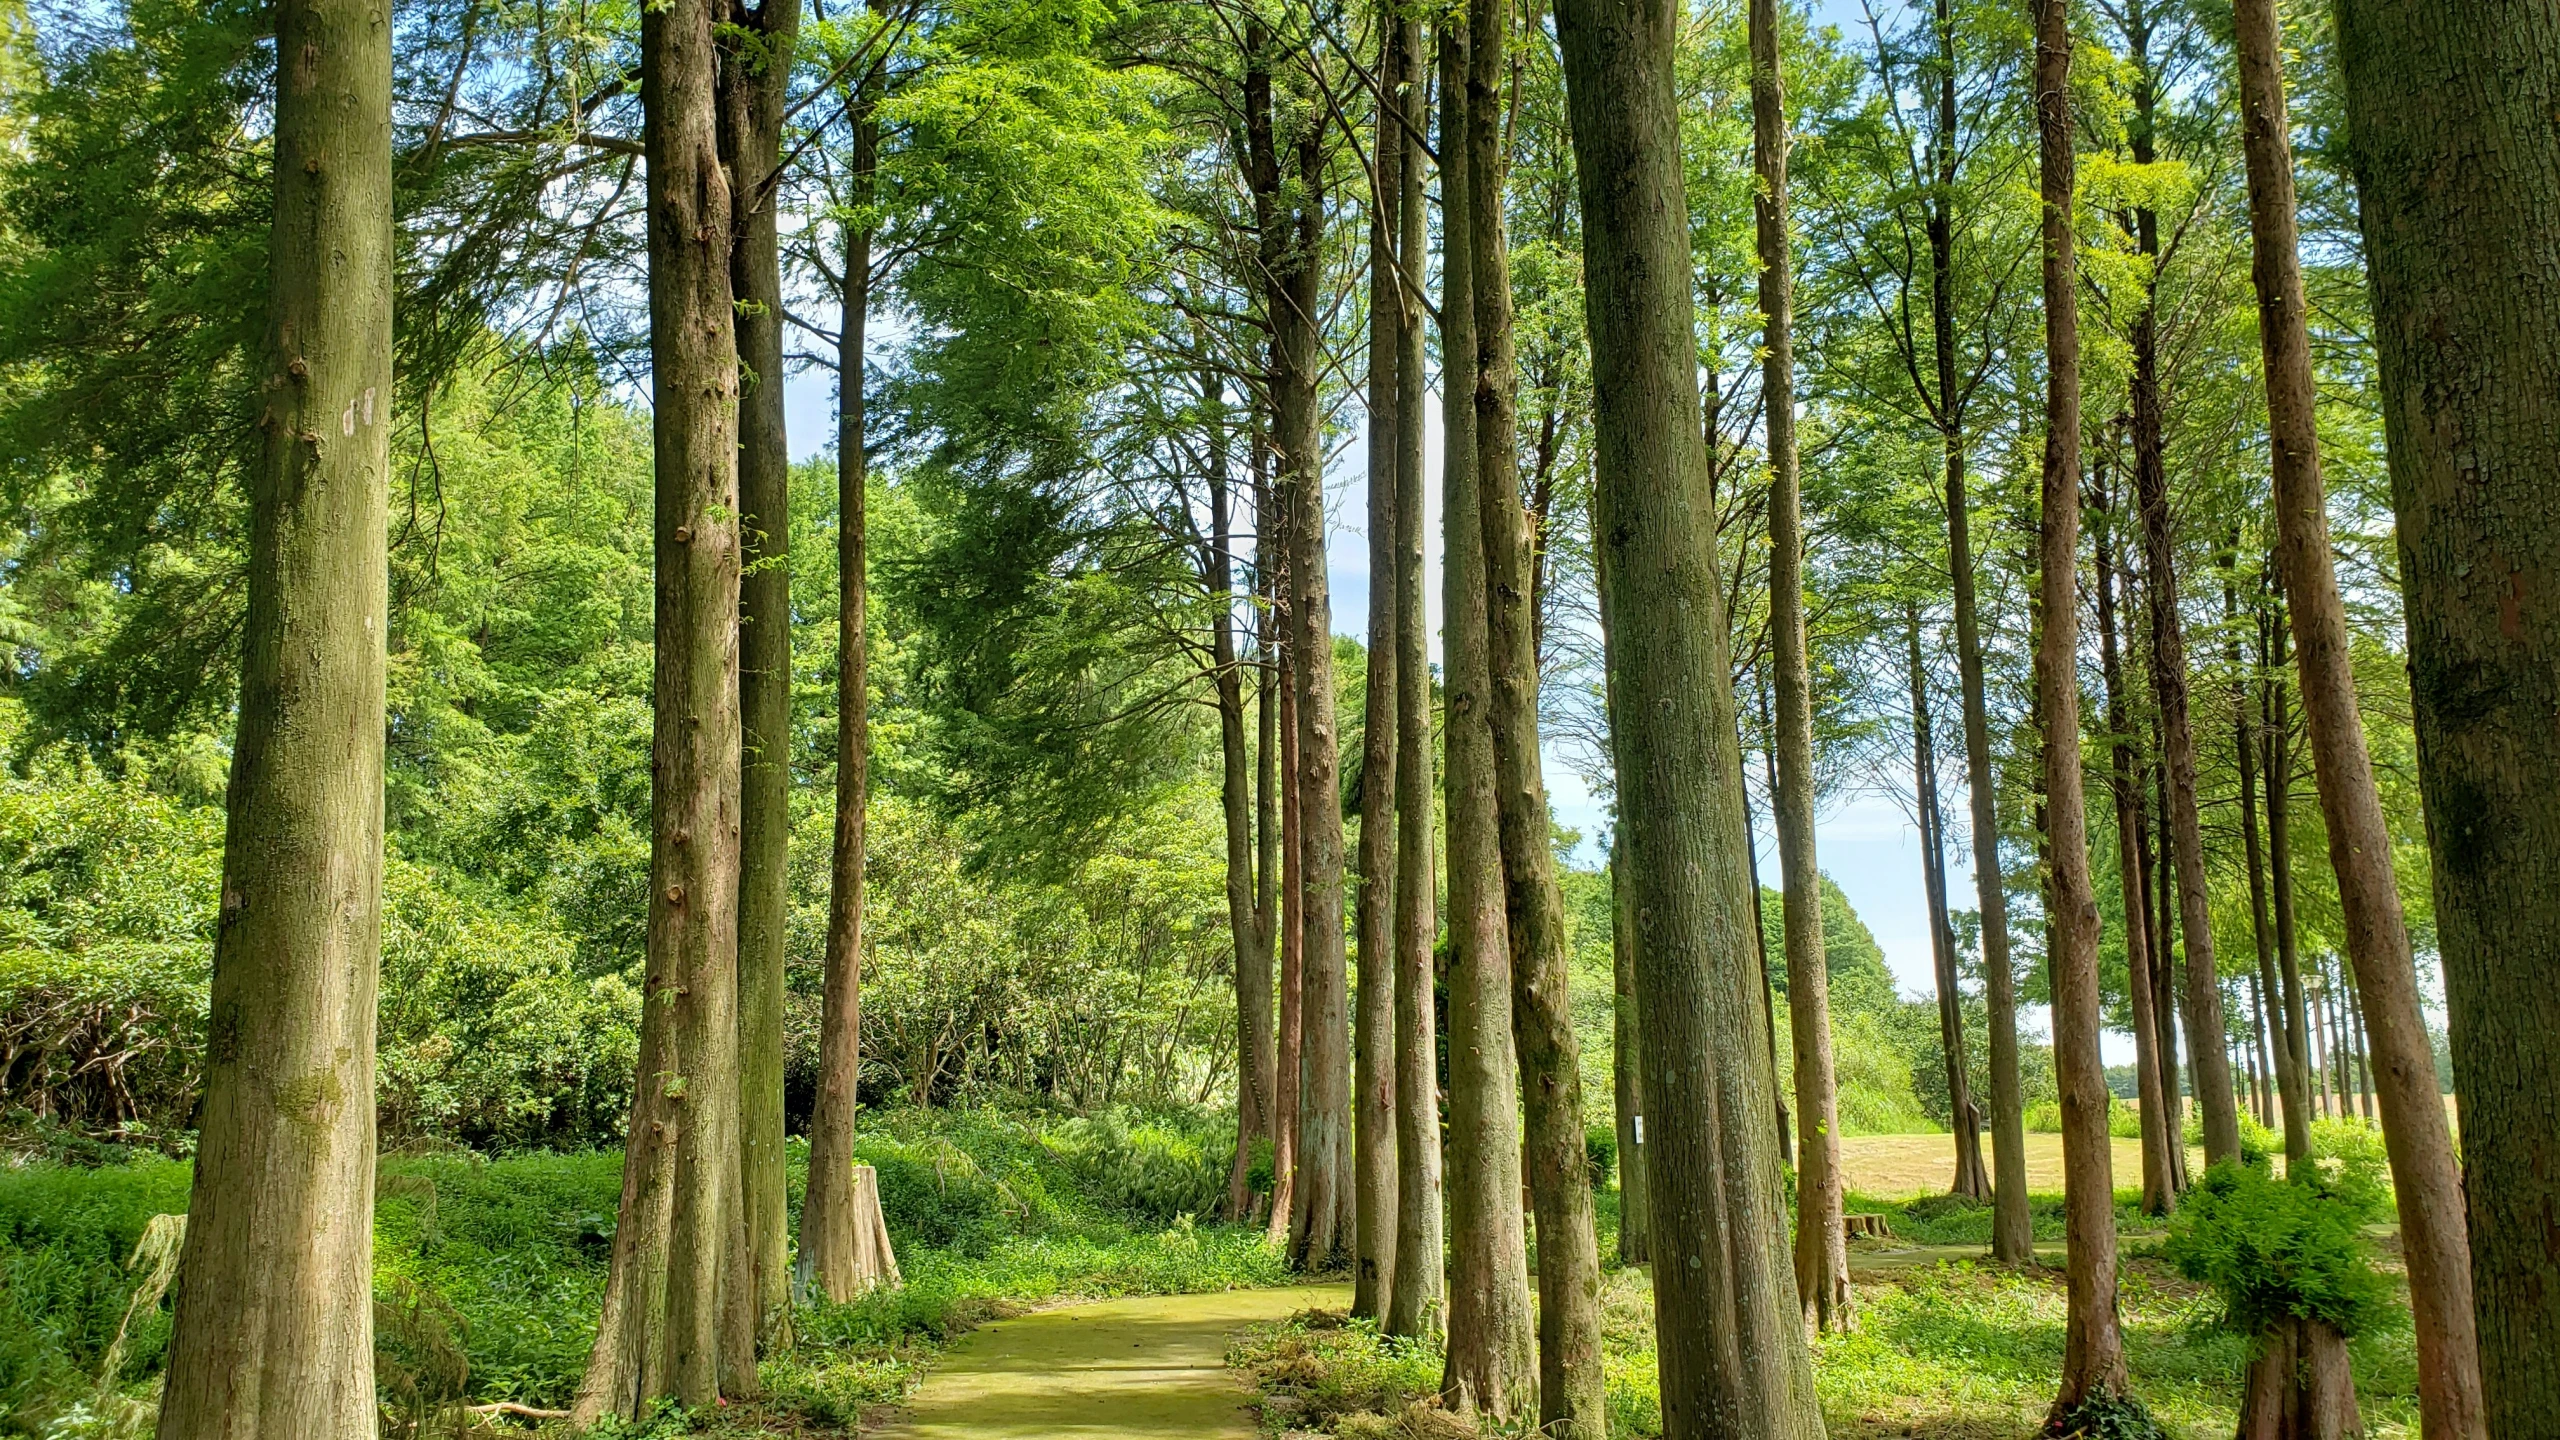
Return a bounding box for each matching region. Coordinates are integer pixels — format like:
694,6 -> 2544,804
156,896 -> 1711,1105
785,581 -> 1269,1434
1836,1133 -> 2195,1200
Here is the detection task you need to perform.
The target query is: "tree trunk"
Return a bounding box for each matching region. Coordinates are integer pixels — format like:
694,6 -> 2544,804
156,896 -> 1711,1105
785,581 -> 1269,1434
1435,18 -> 1535,1415
804,74 -> 881,1303
1753,0 -> 1849,1335
153,0 -> 389,1427
2031,0 -> 2128,1412
1468,0 -> 1606,1421
2130,301 -> 2241,1167
1555,0 -> 1825,1434
2095,483 -> 2173,1215
1284,111 -> 1353,1270
1942,174 -> 2032,1270
1745,780 -> 1793,1167
1216,371 -> 1275,1224
2261,605 -> 2313,1157
574,0 -> 744,1413
2150,719 -> 2189,1190
720,0 -> 800,1365
2246,9 -> 2491,1432
1910,606 -> 1990,1201
2239,1315 -> 2364,1440
1384,12 -> 1443,1335
1921,0 -> 1990,1213
1353,8 -> 1405,1315
2228,544 -> 2303,1157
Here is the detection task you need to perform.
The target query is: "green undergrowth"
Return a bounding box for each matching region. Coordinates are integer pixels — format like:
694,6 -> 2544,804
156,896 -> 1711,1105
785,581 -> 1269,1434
0,1104 -> 1286,1436
1238,1180 -> 2420,1440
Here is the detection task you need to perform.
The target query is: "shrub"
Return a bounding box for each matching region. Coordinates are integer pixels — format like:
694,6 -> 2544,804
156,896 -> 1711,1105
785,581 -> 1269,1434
1584,1124 -> 1616,1189
2163,1160 -> 2394,1340
2305,1118 -> 2394,1223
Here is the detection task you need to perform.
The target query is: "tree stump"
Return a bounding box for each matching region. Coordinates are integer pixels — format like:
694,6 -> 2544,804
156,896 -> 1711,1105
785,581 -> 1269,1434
2238,1315 -> 2361,1440
1843,1213 -> 1894,1240
846,1164 -> 901,1292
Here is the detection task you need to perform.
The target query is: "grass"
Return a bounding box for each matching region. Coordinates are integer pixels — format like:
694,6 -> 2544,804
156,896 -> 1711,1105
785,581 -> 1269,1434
0,1105 -> 1293,1437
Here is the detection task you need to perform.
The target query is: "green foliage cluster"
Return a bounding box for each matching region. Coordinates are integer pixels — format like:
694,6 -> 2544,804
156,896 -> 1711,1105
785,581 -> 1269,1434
2163,1160 -> 2396,1340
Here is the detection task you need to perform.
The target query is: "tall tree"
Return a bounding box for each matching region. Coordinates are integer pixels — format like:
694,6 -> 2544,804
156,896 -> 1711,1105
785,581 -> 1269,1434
1384,0 -> 1444,1343
575,0 -> 745,1411
2031,0 -> 2127,1414
1469,0 -> 1606,1423
721,0 -> 801,1362
1908,604 -> 1990,1201
2237,4 -> 2487,1433
1556,0 -> 1823,1433
2093,473 -> 2173,1214
1282,106 -> 1352,1268
1752,0 -> 1848,1334
804,20 -> 885,1302
2112,0 -> 2241,1169
151,0 -> 392,1426
1436,16 -> 1536,1417
1217,370 -> 1278,1223
1352,1 -> 1406,1320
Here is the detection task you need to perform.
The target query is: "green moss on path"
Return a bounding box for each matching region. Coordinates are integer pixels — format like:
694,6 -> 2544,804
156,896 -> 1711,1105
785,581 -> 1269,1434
864,1284 -> 1348,1439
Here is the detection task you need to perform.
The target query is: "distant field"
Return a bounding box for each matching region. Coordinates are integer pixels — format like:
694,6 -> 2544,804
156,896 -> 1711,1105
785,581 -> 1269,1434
1837,1133 -> 2199,1200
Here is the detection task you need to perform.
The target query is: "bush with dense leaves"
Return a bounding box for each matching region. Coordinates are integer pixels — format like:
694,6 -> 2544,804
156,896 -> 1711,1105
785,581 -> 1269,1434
2163,1159 -> 2394,1340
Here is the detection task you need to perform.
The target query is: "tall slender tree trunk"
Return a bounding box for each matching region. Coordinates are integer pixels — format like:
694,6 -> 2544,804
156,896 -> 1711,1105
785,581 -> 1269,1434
721,0 -> 800,1364
1556,0 -> 1825,1434
2031,0 -> 2128,1412
2229,546 -> 2303,1154
575,0 -> 744,1412
1752,0 -> 1848,1333
1941,173 -> 2032,1270
2095,485 -> 2173,1214
2131,330 -> 2240,1166
2247,6 -> 2492,1432
1744,783 -> 1794,1167
1353,9 -> 1406,1314
1468,0 -> 1605,1421
1435,18 -> 1535,1414
1910,607 -> 1989,1201
2148,713 -> 2189,1190
804,63 -> 881,1302
2262,605 -> 2313,1152
153,0 -> 389,1426
1216,371 -> 1275,1224
1384,14 -> 1443,1334
1283,113 -> 1353,1269
1271,556 -> 1303,1242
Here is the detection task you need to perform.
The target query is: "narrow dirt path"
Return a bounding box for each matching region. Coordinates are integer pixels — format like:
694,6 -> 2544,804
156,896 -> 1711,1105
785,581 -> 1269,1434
864,1284 -> 1349,1439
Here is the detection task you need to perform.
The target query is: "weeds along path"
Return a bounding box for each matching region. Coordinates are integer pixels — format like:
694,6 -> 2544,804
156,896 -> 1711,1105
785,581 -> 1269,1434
866,1284 -> 1349,1439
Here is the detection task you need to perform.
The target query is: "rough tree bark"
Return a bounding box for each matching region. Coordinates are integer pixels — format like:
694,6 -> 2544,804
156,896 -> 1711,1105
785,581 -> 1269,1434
2031,0 -> 2128,1414
1467,0 -> 1606,1422
1383,8 -> 1444,1342
1435,17 -> 1536,1415
803,49 -> 882,1303
1611,863 -> 1650,1266
1751,0 -> 1849,1334
1556,0 -> 1825,1433
720,0 -> 800,1364
574,0 -> 744,1413
152,0 -> 390,1428
2240,6 -> 2489,1434
2239,1316 -> 2363,1440
1282,114 -> 1352,1270
2094,485 -> 2173,1215
1908,605 -> 1990,1202
1352,6 -> 1405,1316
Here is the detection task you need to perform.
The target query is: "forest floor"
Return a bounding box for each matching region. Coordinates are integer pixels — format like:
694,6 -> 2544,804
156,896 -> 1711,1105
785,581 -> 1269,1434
863,1285 -> 1347,1439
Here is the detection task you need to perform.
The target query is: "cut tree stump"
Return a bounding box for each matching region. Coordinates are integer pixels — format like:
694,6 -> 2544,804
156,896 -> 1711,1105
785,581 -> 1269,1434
1843,1213 -> 1895,1240
849,1163 -> 902,1291
2239,1314 -> 2361,1440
